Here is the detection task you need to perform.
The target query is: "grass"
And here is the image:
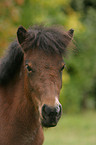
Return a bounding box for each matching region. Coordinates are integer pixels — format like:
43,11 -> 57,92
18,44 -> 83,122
43,111 -> 96,145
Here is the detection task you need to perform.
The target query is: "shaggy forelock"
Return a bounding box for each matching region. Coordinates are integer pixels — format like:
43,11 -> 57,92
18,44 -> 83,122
22,26 -> 72,54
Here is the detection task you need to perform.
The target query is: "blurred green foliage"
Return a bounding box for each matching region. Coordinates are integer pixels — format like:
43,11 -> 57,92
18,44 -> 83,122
0,0 -> 96,113
44,111 -> 96,145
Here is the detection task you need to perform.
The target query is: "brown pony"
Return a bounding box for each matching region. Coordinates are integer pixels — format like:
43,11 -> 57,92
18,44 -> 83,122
0,25 -> 74,145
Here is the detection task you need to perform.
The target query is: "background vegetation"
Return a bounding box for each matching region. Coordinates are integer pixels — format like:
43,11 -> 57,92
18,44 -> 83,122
44,111 -> 96,145
0,0 -> 96,113
0,0 -> 96,144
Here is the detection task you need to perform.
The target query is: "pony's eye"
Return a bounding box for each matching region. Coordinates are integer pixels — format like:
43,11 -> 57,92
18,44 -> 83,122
61,65 -> 65,71
26,64 -> 32,72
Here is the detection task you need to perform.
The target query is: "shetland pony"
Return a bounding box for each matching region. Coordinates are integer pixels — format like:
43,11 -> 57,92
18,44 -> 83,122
0,25 -> 74,145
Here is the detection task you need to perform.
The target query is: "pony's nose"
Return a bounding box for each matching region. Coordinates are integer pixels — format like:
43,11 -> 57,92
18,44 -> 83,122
41,104 -> 62,127
42,104 -> 62,117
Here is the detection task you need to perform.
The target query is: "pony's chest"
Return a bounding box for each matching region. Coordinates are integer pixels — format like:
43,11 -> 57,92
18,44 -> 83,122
21,126 -> 44,145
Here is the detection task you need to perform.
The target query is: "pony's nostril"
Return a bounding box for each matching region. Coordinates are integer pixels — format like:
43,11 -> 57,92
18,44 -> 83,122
55,104 -> 62,116
42,104 -> 62,118
56,105 -> 60,113
42,104 -> 51,116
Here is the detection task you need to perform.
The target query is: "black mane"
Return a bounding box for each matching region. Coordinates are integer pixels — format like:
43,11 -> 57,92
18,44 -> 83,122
0,41 -> 23,85
0,26 -> 72,85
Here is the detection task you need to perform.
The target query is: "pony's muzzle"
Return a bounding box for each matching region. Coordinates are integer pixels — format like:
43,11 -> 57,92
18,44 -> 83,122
41,104 -> 62,127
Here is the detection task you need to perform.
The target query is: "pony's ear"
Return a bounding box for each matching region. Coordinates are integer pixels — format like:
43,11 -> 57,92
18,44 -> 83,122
17,26 -> 27,44
68,28 -> 74,38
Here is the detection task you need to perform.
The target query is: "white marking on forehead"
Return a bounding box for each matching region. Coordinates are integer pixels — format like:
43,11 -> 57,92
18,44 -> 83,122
55,97 -> 60,106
